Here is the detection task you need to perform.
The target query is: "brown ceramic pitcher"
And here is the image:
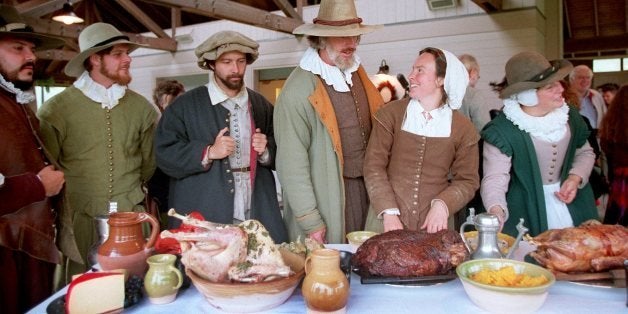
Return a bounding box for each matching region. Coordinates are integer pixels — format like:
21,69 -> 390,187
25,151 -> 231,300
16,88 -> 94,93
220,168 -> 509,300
97,212 -> 159,277
302,248 -> 350,313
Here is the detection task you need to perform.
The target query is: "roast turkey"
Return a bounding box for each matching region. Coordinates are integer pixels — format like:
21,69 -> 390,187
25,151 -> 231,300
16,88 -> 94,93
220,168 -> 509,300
161,209 -> 291,283
352,229 -> 468,277
529,222 -> 628,273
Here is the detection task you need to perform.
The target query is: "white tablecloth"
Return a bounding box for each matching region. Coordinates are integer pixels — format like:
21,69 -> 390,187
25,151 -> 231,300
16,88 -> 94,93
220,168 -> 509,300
28,244 -> 626,314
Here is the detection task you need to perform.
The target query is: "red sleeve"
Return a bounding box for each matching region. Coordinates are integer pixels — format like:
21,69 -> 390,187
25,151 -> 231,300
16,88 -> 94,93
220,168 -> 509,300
0,173 -> 46,215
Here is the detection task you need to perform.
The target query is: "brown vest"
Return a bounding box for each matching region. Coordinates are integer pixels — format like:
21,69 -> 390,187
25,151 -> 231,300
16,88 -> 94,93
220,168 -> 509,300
0,89 -> 60,264
324,74 -> 371,178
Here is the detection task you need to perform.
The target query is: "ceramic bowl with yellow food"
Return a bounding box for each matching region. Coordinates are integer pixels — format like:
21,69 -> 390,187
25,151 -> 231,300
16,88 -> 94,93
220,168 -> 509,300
346,231 -> 378,251
456,258 -> 555,314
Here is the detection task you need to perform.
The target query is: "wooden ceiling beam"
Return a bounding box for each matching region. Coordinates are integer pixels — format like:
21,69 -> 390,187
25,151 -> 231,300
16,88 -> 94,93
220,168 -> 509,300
272,0 -> 303,21
564,34 -> 628,54
22,16 -> 177,52
139,0 -> 303,34
14,0 -> 71,17
114,0 -> 170,39
35,49 -> 77,61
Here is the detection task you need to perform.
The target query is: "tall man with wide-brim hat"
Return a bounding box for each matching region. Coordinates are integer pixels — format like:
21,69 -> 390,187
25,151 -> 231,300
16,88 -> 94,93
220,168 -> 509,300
481,51 -> 598,237
38,22 -> 157,281
274,0 -> 385,244
0,5 -> 66,313
155,30 -> 288,243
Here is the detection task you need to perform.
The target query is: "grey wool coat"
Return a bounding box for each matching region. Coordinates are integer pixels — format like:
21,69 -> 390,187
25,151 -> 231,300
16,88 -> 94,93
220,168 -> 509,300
155,86 -> 288,243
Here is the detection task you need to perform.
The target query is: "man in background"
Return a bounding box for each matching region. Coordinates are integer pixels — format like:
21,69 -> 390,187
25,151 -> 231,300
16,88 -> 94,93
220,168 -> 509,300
155,31 -> 287,243
597,82 -> 619,108
274,0 -> 384,244
569,65 -> 607,132
38,23 -> 157,280
458,53 -> 491,132
0,5 -> 65,312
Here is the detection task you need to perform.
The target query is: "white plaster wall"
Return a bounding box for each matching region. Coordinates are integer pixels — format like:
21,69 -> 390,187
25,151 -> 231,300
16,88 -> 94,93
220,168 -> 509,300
129,0 -> 547,111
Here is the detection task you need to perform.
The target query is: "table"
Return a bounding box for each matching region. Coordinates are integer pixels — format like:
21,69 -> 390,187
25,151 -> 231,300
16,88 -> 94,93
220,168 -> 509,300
28,244 -> 627,313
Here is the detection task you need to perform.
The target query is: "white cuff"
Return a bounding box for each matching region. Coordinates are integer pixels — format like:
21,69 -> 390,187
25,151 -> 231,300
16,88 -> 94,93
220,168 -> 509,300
377,208 -> 400,219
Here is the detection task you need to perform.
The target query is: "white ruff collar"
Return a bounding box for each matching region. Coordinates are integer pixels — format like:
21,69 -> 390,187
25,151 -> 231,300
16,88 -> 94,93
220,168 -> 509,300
502,99 -> 569,142
0,74 -> 35,104
299,47 -> 360,92
73,71 -> 127,109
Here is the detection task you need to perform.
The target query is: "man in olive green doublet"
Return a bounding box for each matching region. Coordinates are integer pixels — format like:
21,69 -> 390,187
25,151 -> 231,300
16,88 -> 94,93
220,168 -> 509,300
38,85 -> 156,277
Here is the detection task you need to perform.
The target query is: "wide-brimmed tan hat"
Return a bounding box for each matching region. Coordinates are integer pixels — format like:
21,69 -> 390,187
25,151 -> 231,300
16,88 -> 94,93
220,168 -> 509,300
499,51 -> 573,99
292,0 -> 382,37
64,22 -> 146,77
0,5 -> 65,51
195,30 -> 259,69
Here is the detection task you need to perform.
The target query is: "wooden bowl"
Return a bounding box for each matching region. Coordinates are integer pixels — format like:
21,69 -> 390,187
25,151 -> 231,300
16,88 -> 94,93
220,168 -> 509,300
186,248 -> 305,313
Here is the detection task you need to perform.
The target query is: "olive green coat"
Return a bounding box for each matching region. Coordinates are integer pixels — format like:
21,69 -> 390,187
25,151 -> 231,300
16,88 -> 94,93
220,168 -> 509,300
274,66 -> 384,243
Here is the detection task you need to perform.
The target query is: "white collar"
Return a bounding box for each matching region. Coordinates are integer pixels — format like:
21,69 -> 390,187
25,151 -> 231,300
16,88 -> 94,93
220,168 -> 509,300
299,47 -> 360,92
401,98 -> 453,137
502,99 -> 569,142
206,73 -> 248,107
73,71 -> 127,109
0,73 -> 35,104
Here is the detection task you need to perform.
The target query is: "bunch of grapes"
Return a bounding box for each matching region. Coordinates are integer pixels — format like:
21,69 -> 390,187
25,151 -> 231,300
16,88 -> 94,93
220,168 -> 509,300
124,275 -> 144,308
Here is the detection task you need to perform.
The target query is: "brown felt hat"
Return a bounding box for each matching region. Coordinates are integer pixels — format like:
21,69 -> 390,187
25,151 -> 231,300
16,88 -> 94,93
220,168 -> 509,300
499,51 -> 573,99
292,0 -> 382,37
0,5 -> 65,51
195,31 -> 259,69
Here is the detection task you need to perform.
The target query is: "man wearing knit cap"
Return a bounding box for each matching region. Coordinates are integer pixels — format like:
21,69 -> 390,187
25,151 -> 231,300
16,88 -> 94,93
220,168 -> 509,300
0,5 -> 65,312
155,31 -> 288,243
38,22 -> 157,280
274,0 -> 384,244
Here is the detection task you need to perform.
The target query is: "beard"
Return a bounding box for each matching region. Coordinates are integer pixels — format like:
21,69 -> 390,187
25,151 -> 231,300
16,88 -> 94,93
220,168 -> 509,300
100,65 -> 132,85
0,62 -> 35,90
215,73 -> 244,92
325,45 -> 356,71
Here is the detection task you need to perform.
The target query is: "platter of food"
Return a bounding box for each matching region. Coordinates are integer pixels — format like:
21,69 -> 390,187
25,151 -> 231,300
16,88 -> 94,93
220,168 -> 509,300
524,222 -> 628,288
351,229 -> 467,286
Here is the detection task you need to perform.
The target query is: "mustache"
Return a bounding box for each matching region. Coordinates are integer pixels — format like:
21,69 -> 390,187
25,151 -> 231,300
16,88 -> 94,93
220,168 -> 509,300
20,61 -> 35,70
227,74 -> 243,80
340,48 -> 355,54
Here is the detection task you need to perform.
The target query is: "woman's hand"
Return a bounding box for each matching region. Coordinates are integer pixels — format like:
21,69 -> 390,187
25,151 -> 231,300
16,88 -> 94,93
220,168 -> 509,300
487,205 -> 507,232
383,214 -> 404,232
555,174 -> 582,204
421,200 -> 449,233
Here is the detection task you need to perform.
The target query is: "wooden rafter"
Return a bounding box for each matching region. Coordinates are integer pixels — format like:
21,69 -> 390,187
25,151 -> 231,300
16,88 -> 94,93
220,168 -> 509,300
564,34 -> 628,54
272,0 -> 303,21
22,16 -> 177,52
115,0 -> 170,39
139,0 -> 303,34
14,0 -> 83,17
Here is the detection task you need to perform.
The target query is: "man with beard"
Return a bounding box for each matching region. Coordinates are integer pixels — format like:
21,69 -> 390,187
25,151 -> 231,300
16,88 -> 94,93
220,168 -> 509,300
37,23 -> 157,280
0,6 -> 65,313
154,31 -> 287,243
274,0 -> 384,244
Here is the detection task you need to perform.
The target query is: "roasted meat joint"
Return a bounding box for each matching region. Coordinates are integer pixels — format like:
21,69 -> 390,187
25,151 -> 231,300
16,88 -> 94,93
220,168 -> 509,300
352,229 -> 469,277
528,222 -> 628,273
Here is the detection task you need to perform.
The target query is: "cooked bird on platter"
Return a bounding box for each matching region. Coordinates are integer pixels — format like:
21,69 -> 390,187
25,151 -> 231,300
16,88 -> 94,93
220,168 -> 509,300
528,221 -> 628,273
352,229 -> 468,277
161,209 -> 291,283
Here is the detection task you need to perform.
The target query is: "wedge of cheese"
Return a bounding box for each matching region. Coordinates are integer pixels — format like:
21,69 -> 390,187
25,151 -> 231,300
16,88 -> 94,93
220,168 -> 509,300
65,272 -> 125,314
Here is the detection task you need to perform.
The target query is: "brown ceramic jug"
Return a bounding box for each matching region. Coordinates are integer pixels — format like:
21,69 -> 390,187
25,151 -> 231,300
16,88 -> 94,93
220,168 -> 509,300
302,248 -> 350,313
97,212 -> 159,277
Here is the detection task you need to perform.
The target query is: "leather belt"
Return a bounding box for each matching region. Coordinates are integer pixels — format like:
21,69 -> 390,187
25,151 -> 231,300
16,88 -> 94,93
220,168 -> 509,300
231,166 -> 251,173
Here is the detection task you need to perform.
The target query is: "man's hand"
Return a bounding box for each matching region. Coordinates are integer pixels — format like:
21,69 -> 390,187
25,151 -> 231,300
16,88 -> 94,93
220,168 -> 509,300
308,227 -> 327,244
487,205 -> 507,232
555,174 -> 581,204
38,165 -> 64,196
383,214 -> 404,232
251,128 -> 267,155
421,200 -> 449,233
209,127 -> 235,159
